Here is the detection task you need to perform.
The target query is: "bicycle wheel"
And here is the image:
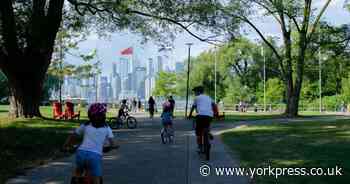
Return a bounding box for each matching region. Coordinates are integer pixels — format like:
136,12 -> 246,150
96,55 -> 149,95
161,131 -> 168,144
114,118 -> 123,129
109,118 -> 118,129
203,129 -> 210,161
126,116 -> 137,129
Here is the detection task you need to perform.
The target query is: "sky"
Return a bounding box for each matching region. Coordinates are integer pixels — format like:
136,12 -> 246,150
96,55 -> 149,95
66,1 -> 350,75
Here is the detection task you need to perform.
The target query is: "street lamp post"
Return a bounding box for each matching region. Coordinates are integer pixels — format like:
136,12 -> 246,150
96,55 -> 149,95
214,45 -> 217,103
185,43 -> 193,118
319,37 -> 322,113
261,46 -> 266,112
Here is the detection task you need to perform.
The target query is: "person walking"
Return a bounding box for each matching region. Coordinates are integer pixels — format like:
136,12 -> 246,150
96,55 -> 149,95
137,98 -> 142,112
168,96 -> 176,117
132,98 -> 137,112
148,96 -> 156,119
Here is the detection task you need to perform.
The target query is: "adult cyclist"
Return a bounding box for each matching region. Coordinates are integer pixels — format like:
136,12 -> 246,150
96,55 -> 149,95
188,86 -> 215,152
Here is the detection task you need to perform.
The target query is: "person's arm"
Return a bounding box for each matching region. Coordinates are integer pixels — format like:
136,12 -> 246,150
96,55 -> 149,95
188,105 -> 195,118
63,133 -> 78,149
188,98 -> 197,118
108,126 -> 114,144
63,124 -> 84,149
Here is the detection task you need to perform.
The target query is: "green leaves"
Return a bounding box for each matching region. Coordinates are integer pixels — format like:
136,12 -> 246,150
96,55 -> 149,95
153,71 -> 177,97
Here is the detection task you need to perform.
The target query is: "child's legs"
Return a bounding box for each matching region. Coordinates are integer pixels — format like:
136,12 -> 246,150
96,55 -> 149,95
75,150 -> 102,177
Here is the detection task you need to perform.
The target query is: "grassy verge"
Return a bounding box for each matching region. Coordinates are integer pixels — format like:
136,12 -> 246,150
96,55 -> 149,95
0,118 -> 78,183
221,111 -> 340,122
221,120 -> 350,184
0,104 -> 127,183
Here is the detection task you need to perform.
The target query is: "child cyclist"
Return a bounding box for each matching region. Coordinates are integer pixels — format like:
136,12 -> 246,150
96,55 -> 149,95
161,101 -> 174,136
118,99 -> 129,118
63,103 -> 115,184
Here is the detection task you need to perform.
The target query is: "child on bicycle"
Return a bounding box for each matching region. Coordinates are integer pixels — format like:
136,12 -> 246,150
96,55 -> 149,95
161,101 -> 174,135
118,99 -> 129,118
63,103 -> 115,184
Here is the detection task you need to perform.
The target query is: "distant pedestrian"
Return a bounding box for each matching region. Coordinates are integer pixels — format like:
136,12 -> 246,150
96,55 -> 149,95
168,96 -> 175,117
132,98 -> 137,112
148,96 -> 156,119
137,98 -> 142,112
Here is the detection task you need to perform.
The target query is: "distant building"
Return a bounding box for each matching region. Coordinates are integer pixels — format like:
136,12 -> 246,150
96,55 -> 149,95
135,67 -> 147,99
111,73 -> 121,102
145,58 -> 156,99
99,76 -> 108,103
157,56 -> 163,73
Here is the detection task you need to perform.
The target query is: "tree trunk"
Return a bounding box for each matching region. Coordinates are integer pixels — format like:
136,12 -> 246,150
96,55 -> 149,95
284,84 -> 300,118
3,53 -> 50,118
8,81 -> 42,118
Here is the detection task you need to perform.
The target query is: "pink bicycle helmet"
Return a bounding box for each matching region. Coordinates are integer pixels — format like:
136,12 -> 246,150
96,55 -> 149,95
88,103 -> 107,120
163,101 -> 171,111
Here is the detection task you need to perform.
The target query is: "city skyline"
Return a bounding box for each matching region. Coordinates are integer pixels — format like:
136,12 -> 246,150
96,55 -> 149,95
56,46 -> 184,102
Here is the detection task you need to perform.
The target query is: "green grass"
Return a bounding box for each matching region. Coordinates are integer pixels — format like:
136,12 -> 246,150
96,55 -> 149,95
0,118 -> 78,183
221,120 -> 350,184
0,104 -> 124,183
221,111 -> 340,122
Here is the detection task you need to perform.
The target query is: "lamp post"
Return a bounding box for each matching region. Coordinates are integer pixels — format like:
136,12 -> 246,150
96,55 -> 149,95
214,45 -> 217,103
261,46 -> 266,112
319,48 -> 322,112
185,43 -> 193,118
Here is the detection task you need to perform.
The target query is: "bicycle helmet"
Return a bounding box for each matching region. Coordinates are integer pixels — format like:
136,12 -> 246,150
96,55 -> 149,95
163,101 -> 172,111
88,103 -> 107,122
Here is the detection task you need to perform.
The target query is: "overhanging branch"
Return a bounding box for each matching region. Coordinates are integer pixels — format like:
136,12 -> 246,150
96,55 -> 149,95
307,0 -> 333,42
127,9 -> 221,45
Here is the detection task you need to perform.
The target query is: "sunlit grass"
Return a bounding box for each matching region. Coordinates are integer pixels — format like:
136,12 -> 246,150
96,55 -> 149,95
222,120 -> 350,184
0,109 -> 79,183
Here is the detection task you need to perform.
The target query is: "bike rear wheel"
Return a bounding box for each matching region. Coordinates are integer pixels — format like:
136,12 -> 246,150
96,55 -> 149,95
203,129 -> 210,161
126,117 -> 137,129
161,131 -> 168,144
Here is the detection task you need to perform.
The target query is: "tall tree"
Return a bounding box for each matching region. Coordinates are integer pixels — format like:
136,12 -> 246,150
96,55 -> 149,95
0,0 -> 227,118
216,0 -> 336,117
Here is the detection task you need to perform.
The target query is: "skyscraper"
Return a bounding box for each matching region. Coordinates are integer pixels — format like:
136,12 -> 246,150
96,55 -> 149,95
135,67 -> 147,99
145,58 -> 156,99
157,56 -> 163,73
99,76 -> 108,103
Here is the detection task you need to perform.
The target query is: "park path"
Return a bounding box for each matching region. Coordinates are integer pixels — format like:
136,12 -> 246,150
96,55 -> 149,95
6,114 -> 248,184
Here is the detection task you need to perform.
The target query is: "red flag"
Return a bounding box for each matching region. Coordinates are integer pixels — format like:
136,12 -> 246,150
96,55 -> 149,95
120,47 -> 133,55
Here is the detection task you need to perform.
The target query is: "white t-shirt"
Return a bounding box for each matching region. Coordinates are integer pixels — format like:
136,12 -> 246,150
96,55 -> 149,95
193,94 -> 214,117
75,123 -> 114,155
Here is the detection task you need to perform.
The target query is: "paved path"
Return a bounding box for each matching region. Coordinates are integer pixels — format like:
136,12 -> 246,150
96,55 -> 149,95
6,115 -> 248,184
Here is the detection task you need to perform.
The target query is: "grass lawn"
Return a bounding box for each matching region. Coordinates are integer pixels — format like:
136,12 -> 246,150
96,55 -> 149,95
221,111 -> 340,122
0,118 -> 78,183
221,119 -> 350,184
0,104 -> 127,183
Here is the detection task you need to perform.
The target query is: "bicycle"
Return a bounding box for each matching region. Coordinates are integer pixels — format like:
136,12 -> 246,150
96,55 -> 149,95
108,110 -> 137,129
63,145 -> 119,184
161,126 -> 174,144
189,116 -> 211,161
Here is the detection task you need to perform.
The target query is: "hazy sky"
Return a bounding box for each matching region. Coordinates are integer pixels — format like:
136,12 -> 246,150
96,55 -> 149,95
66,1 -> 350,75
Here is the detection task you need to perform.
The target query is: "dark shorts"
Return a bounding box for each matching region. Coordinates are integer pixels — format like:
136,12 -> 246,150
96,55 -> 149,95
195,115 -> 212,136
